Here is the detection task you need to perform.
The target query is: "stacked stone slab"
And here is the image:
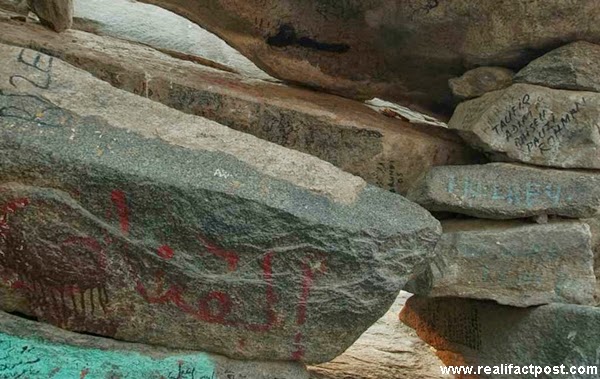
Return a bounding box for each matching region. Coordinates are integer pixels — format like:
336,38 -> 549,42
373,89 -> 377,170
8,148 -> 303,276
0,41 -> 443,369
404,41 -> 600,372
0,15 -> 480,196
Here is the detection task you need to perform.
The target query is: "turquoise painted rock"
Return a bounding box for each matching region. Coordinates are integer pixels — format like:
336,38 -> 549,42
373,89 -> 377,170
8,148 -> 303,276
401,296 -> 600,377
407,163 -> 600,219
0,44 -> 441,363
0,310 -> 308,378
405,220 -> 596,307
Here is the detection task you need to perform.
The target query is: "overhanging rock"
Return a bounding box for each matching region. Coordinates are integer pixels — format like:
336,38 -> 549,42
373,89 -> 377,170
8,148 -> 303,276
0,44 -> 441,363
0,17 -> 480,195
0,311 -> 309,378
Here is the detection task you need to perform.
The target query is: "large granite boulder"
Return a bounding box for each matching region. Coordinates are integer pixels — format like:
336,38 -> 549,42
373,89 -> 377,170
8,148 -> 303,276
405,220 -> 596,307
407,163 -> 600,219
309,291 -> 443,379
137,0 -> 600,112
0,17 -> 480,195
401,296 -> 600,377
0,311 -> 308,378
0,44 -> 441,363
449,83 -> 600,169
515,41 -> 600,92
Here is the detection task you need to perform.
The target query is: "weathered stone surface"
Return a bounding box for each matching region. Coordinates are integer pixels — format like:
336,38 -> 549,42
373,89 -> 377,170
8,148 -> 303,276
582,217 -> 600,305
449,67 -> 514,100
72,0 -> 272,80
136,0 -> 600,112
29,0 -> 73,32
401,296 -> 600,377
0,44 -> 442,363
0,311 -> 308,379
0,17 -> 481,195
449,83 -> 600,168
0,0 -> 28,15
405,220 -> 595,307
309,291 -> 443,379
407,163 -> 600,219
515,41 -> 600,92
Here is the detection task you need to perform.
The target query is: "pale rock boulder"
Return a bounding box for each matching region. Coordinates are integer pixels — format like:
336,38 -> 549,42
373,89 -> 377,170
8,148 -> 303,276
515,41 -> 600,92
449,83 -> 600,169
309,292 -> 443,379
0,44 -> 441,363
449,67 -> 514,100
405,220 -> 596,307
407,163 -> 600,219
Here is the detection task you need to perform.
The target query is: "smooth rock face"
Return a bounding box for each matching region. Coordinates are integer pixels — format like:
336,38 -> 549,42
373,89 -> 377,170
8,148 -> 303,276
582,217 -> 600,304
0,18 -> 480,195
138,0 -> 600,111
309,291 -> 443,379
449,83 -> 600,169
72,0 -> 272,80
0,311 -> 308,379
29,0 -> 73,32
405,220 -> 596,307
0,44 -> 442,363
401,296 -> 600,376
407,163 -> 600,219
449,67 -> 514,101
515,41 -> 600,92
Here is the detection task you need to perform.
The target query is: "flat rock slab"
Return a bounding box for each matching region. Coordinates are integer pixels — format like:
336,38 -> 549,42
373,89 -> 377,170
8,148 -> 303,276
405,220 -> 595,307
407,163 -> 600,219
137,0 -> 600,112
309,291 -> 443,379
401,296 -> 600,377
515,41 -> 600,92
449,83 -> 600,168
449,67 -> 514,101
0,17 -> 480,195
0,311 -> 308,379
0,44 -> 441,363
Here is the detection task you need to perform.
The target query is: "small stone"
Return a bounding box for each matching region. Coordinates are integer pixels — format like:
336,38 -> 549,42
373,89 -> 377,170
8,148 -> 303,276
406,163 -> 600,219
449,66 -> 514,100
29,0 -> 73,32
405,220 -> 596,307
401,296 -> 600,372
449,83 -> 600,169
0,311 -> 309,378
0,44 -> 441,363
515,41 -> 600,92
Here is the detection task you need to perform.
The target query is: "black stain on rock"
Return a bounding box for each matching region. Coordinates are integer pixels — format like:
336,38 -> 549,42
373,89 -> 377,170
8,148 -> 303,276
267,24 -> 350,53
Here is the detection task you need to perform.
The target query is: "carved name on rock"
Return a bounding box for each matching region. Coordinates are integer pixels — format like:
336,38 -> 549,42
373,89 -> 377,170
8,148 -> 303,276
401,296 -> 600,376
449,83 -> 600,169
405,220 -> 595,307
0,311 -> 308,379
133,0 -> 600,112
0,44 -> 441,363
0,18 -> 480,195
515,41 -> 600,93
407,163 -> 600,219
